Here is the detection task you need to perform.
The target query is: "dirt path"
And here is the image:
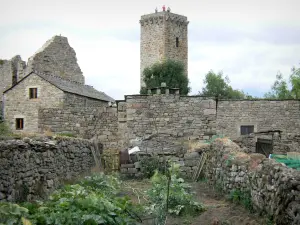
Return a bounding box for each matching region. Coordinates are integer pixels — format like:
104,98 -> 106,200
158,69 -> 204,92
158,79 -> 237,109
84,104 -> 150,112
166,181 -> 270,225
122,180 -> 271,225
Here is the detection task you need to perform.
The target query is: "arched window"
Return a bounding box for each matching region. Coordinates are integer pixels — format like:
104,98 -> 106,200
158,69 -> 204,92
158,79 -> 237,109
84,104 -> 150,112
176,37 -> 179,47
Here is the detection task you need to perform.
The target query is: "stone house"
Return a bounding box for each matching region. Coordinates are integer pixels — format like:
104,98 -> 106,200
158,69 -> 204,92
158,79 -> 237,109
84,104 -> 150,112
3,71 -> 114,133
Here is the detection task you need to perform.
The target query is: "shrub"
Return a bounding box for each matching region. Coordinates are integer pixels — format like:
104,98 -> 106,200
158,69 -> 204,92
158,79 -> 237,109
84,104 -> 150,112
0,122 -> 12,136
139,156 -> 161,178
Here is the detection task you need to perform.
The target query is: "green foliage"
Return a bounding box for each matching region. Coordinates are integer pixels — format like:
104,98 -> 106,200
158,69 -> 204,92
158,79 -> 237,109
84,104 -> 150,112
0,59 -> 4,65
0,122 -> 12,136
264,72 -> 292,99
229,189 -> 253,212
141,59 -> 191,95
264,64 -> 300,99
146,164 -> 204,224
0,203 -> 30,225
2,173 -> 141,225
139,156 -> 162,178
200,70 -> 251,99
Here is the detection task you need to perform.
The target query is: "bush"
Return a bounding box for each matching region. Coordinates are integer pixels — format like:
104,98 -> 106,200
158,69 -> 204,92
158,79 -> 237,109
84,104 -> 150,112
0,122 -> 12,136
139,156 -> 161,178
229,189 -> 253,212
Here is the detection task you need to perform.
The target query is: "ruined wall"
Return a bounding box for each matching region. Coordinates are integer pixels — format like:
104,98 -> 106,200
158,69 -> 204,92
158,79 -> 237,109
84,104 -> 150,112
38,107 -> 120,149
63,92 -> 108,107
27,35 -> 84,84
122,94 -> 216,153
204,138 -> 300,225
0,136 -> 98,202
217,100 -> 300,140
4,73 -> 64,133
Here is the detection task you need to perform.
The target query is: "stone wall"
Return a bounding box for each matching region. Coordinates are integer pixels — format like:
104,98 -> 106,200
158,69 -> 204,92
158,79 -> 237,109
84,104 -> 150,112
204,138 -> 300,225
217,100 -> 300,140
39,107 -> 120,149
122,94 -> 216,153
63,92 -> 108,107
27,35 -> 85,84
120,151 -> 202,179
4,73 -> 64,133
0,136 -> 99,202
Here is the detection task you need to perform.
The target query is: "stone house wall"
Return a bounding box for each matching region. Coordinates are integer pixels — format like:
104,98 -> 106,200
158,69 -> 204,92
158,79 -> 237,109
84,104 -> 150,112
4,73 -> 65,133
38,107 -> 120,149
0,136 -> 98,202
217,100 -> 300,140
63,92 -> 108,107
204,138 -> 300,225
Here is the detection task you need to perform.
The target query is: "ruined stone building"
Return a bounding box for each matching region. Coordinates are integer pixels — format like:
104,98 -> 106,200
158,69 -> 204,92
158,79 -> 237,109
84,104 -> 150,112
140,9 -> 189,87
1,35 -> 114,132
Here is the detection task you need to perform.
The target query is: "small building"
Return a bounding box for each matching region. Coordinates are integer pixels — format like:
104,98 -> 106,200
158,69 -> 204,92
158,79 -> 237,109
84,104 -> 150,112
3,71 -> 114,133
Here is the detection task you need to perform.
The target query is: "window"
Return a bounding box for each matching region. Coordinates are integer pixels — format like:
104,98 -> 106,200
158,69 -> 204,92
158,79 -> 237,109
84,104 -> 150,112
29,88 -> 38,99
240,125 -> 254,135
16,118 -> 24,130
176,37 -> 179,47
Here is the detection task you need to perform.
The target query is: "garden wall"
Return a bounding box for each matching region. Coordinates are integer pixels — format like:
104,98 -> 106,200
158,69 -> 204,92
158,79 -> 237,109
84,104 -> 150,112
121,94 -> 216,153
204,138 -> 300,225
0,136 -> 100,202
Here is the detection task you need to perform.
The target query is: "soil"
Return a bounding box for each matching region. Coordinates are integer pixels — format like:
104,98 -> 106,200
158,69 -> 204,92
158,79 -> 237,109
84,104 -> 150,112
122,179 -> 272,225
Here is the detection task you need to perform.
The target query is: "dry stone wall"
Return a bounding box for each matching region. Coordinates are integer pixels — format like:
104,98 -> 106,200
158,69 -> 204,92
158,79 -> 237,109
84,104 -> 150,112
204,138 -> 300,225
122,95 -> 216,153
39,107 -> 120,149
120,151 -> 201,179
0,136 -> 98,202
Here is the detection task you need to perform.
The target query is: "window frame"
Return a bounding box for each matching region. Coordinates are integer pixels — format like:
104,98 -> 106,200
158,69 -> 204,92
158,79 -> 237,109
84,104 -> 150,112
16,118 -> 24,130
29,87 -> 38,99
240,125 -> 254,135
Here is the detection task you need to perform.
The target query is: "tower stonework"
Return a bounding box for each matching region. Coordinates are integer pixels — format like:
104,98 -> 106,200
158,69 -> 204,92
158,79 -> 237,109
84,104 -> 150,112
140,10 -> 189,88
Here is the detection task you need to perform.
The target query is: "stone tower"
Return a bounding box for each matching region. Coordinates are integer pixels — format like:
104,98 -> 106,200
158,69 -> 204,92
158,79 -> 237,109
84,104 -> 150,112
140,8 -> 189,88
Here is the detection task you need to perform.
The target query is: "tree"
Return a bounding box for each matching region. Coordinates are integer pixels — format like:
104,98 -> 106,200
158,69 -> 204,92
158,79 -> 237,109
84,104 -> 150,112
140,59 -> 190,95
199,70 -> 250,99
264,72 -> 292,99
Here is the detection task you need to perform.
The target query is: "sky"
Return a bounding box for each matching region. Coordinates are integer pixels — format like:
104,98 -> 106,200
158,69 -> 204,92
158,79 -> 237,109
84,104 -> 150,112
1,0 -> 300,100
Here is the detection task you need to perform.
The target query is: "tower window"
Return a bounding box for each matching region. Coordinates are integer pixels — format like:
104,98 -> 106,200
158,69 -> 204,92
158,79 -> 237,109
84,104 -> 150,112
16,118 -> 24,130
176,37 -> 179,47
29,88 -> 38,99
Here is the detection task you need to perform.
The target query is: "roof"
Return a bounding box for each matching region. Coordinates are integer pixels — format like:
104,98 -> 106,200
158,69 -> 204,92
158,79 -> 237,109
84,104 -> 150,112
4,71 -> 115,102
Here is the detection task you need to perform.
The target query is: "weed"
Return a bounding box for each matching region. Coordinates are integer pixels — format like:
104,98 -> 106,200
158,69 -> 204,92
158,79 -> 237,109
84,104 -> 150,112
56,132 -> 76,137
229,189 -> 253,212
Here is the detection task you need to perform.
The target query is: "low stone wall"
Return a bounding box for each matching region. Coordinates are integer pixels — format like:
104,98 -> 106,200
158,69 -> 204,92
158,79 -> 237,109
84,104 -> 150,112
204,138 -> 300,225
0,136 -> 99,202
120,151 -> 202,179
